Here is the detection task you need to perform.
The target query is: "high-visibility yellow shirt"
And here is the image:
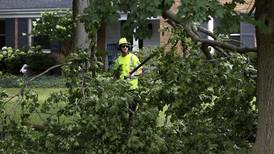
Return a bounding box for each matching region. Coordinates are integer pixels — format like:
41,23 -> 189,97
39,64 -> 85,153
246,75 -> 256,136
113,53 -> 142,89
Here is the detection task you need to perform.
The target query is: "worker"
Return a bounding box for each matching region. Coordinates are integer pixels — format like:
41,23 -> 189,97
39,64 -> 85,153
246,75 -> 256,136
113,37 -> 142,89
113,37 -> 143,129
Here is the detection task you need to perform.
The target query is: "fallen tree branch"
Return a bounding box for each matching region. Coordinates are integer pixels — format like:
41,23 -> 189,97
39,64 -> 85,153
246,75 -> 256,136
27,64 -> 64,84
211,46 -> 230,57
162,10 -> 257,54
3,64 -> 65,109
186,24 -> 256,53
201,43 -> 213,60
197,26 -> 217,40
3,93 -> 19,106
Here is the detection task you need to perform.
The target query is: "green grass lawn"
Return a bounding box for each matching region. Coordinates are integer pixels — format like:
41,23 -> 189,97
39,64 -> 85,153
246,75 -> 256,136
4,88 -> 65,102
3,88 -> 66,124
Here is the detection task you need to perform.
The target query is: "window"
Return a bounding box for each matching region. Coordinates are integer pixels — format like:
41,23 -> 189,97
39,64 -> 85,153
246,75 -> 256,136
0,20 -> 5,48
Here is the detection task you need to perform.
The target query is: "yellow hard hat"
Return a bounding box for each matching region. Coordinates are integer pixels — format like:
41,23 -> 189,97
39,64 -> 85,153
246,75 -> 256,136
118,37 -> 129,45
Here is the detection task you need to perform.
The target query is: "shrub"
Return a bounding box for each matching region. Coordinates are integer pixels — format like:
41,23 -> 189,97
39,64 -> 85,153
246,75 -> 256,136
0,74 -> 20,88
0,47 -> 60,75
0,75 -> 65,88
32,10 -> 73,56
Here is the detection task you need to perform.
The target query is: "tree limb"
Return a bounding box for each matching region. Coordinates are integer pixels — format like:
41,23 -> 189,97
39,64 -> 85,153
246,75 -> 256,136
211,46 -> 230,57
201,43 -> 213,60
3,93 -> 19,106
27,64 -> 64,85
248,0 -> 255,16
3,64 -> 65,109
162,10 -> 257,54
165,18 -> 177,29
197,26 -> 217,40
186,24 -> 256,53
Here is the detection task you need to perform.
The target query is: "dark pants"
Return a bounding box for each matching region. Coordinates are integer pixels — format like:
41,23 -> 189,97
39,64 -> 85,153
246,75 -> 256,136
128,91 -> 138,121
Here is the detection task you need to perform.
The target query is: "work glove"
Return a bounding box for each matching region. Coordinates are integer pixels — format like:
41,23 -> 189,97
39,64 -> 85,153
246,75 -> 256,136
124,74 -> 131,80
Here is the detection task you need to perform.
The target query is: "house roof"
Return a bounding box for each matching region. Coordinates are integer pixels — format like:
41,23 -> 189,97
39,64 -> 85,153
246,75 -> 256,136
0,0 -> 72,10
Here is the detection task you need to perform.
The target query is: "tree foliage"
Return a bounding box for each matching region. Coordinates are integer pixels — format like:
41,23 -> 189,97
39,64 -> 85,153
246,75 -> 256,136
83,0 -> 252,39
0,45 -> 257,153
0,0 -> 258,153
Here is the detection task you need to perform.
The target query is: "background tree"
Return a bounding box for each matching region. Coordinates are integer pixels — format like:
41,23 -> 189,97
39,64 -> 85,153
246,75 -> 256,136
72,0 -> 89,50
253,0 -> 274,153
73,0 -> 98,77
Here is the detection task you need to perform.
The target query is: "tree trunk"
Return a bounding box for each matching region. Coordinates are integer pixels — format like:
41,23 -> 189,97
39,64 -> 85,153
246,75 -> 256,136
72,0 -> 90,50
253,0 -> 274,153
